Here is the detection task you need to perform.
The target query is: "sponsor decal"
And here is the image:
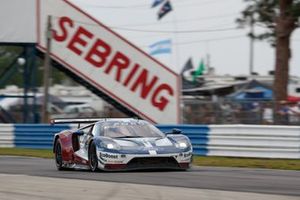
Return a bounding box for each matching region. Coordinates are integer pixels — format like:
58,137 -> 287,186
109,160 -> 124,164
98,158 -> 106,165
100,152 -> 118,159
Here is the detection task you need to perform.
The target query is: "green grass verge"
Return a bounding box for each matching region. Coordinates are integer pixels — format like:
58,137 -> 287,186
0,148 -> 53,159
0,148 -> 299,170
193,156 -> 300,170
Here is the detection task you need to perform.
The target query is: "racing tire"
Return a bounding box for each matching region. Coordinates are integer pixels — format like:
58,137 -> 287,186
88,142 -> 99,172
55,141 -> 65,171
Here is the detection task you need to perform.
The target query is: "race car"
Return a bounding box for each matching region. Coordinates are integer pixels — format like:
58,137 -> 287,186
52,118 -> 192,171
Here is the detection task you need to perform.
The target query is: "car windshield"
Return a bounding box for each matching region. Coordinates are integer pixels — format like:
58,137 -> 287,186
101,121 -> 164,138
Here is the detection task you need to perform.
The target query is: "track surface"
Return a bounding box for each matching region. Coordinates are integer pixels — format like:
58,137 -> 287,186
0,156 -> 299,196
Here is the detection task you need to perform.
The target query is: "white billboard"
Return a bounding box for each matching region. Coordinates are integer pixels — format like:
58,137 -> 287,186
37,0 -> 180,124
0,0 -> 36,43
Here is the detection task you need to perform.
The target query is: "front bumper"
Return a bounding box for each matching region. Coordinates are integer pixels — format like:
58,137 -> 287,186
97,151 -> 192,171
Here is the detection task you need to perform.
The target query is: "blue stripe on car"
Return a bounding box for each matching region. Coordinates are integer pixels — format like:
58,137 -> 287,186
156,125 -> 209,156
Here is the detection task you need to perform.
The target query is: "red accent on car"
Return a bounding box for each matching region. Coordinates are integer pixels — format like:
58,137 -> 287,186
104,164 -> 127,170
178,162 -> 190,169
74,154 -> 88,165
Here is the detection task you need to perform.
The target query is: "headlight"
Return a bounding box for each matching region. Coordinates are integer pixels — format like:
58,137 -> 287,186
178,142 -> 187,148
176,141 -> 188,149
106,143 -> 119,150
99,138 -> 121,150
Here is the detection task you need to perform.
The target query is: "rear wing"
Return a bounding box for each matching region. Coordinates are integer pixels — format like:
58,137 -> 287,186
50,118 -> 141,129
50,118 -> 104,124
50,118 -> 104,128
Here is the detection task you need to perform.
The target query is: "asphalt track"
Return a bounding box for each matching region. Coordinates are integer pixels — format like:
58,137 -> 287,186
0,156 -> 299,198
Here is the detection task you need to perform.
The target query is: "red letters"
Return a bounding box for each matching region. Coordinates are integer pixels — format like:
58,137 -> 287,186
52,16 -> 175,114
151,84 -> 174,111
85,39 -> 111,68
67,27 -> 93,56
53,16 -> 74,42
104,51 -> 130,82
131,69 -> 158,99
123,64 -> 140,87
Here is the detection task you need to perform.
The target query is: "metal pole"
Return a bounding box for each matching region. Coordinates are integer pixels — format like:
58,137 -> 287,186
42,15 -> 52,123
206,53 -> 210,74
29,45 -> 38,123
23,46 -> 29,123
172,11 -> 183,123
249,16 -> 254,75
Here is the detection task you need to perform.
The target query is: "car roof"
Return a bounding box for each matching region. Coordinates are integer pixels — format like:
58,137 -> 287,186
78,118 -> 145,130
95,118 -> 145,125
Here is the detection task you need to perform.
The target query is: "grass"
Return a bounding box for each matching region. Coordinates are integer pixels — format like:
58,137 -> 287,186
0,148 -> 53,159
0,148 -> 299,170
193,156 -> 300,170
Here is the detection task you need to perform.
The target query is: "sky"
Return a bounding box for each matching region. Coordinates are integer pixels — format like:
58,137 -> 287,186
70,0 -> 300,76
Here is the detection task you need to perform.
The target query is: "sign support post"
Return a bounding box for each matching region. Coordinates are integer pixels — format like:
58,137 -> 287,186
42,15 -> 52,123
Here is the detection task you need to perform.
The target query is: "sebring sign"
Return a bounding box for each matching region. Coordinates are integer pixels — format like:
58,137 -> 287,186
37,0 -> 180,124
52,16 -> 174,112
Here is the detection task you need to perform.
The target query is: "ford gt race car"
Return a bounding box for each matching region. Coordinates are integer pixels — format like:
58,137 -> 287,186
52,118 -> 192,171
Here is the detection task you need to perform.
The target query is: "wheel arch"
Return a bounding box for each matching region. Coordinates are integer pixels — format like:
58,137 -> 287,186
88,139 -> 94,153
53,135 -> 60,153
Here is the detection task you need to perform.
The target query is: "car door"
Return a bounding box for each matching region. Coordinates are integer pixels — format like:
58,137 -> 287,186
74,125 -> 94,164
78,125 -> 94,152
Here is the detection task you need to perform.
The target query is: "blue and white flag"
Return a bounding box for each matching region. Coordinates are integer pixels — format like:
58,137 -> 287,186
151,0 -> 165,8
149,39 -> 171,56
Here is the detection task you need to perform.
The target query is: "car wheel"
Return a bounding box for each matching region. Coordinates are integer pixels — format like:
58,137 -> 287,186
88,142 -> 98,172
55,141 -> 64,170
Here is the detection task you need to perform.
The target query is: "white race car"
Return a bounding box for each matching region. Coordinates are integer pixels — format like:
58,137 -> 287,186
52,118 -> 192,171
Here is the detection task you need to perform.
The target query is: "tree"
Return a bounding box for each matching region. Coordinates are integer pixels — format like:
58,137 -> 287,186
0,45 -> 72,88
0,46 -> 24,88
238,0 -> 300,104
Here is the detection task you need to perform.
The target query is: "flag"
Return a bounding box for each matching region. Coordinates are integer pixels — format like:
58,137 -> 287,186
149,39 -> 171,56
180,58 -> 194,75
193,59 -> 205,82
151,0 -> 165,8
158,1 -> 172,20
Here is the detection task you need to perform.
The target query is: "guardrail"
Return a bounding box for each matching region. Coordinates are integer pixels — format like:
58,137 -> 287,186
208,125 -> 300,159
0,124 -> 299,159
0,124 -> 14,148
14,124 -> 71,149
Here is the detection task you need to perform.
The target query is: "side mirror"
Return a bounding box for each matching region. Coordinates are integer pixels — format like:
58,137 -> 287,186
73,130 -> 84,136
172,128 -> 182,134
